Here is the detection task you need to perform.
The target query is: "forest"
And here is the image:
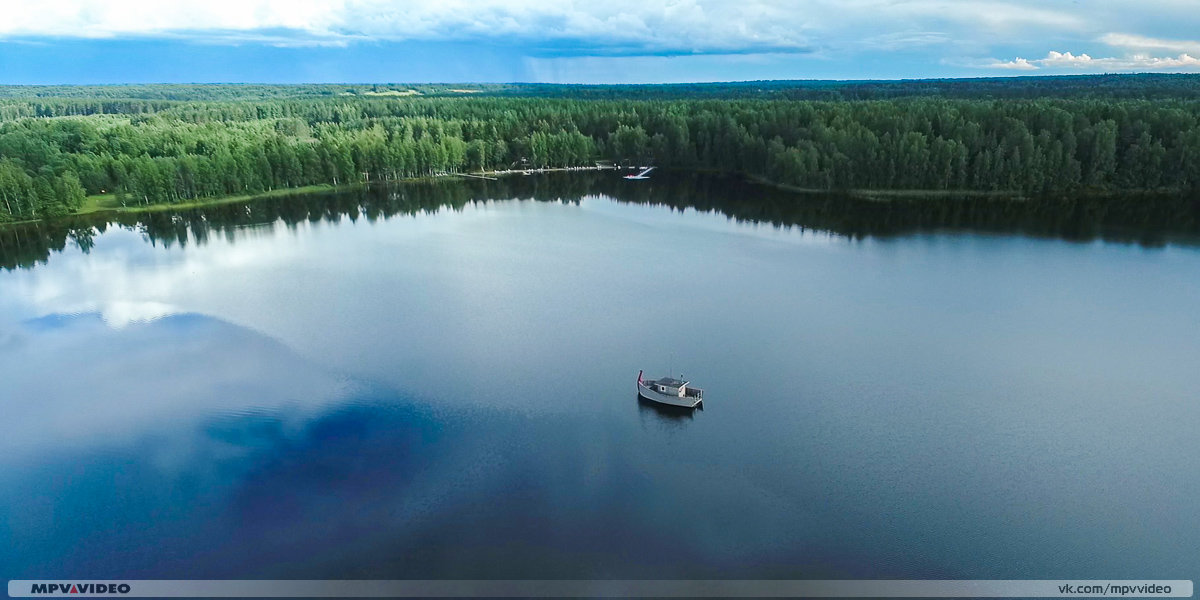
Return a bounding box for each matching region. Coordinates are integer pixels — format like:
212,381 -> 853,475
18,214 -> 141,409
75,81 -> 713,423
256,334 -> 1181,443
1,75 -> 1199,223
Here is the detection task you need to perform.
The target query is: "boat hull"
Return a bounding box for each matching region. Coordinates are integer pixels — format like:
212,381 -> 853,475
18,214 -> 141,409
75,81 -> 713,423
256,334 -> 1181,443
637,382 -> 702,408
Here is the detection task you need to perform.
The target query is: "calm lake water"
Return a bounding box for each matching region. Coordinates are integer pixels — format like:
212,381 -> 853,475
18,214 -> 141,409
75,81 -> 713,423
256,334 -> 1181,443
2,173 -> 1198,580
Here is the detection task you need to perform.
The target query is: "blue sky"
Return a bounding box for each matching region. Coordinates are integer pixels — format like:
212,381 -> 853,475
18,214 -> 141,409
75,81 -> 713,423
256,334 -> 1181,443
1,1 -> 1199,84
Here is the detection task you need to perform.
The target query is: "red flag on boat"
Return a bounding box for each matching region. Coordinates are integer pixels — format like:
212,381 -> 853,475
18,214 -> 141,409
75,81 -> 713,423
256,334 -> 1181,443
637,370 -> 643,384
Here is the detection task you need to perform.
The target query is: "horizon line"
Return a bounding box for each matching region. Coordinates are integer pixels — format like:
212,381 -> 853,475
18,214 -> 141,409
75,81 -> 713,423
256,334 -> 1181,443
2,72 -> 1200,87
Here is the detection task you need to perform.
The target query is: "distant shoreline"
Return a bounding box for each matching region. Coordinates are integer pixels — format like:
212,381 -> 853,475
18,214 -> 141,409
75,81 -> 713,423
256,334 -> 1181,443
743,174 -> 1028,201
0,184 -> 346,228
0,167 -> 1188,230
0,166 -> 631,228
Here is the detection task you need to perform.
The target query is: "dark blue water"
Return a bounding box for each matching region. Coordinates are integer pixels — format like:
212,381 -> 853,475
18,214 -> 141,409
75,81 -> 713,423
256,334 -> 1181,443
2,174 -> 1198,580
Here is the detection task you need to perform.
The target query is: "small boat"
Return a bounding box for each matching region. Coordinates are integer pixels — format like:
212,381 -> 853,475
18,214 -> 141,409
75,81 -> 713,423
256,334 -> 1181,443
623,166 -> 655,180
637,370 -> 703,408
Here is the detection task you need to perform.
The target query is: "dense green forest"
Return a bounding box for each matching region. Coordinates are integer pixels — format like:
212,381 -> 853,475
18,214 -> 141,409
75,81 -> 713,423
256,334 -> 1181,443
2,75 -> 1199,223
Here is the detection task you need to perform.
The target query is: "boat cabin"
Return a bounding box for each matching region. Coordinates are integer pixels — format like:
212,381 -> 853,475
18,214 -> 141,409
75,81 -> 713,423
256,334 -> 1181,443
652,377 -> 689,397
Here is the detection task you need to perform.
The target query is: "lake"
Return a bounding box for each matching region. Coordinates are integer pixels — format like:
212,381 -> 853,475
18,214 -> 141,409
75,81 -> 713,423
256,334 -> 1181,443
1,172 -> 1198,580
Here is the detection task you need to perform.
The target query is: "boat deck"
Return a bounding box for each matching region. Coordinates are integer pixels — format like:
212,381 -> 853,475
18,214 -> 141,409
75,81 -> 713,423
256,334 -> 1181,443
639,378 -> 704,408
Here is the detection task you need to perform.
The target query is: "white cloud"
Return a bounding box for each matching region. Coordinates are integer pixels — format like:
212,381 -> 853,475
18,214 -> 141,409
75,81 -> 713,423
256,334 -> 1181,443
1038,50 -> 1099,67
1099,32 -> 1200,55
987,57 -> 1038,70
0,0 -> 814,54
1115,53 -> 1200,69
979,49 -> 1200,72
0,0 -> 1092,55
2,0 -> 1197,72
859,31 -> 952,51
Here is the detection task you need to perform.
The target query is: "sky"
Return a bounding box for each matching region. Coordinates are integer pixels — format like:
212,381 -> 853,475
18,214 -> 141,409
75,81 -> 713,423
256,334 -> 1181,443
1,0 -> 1199,84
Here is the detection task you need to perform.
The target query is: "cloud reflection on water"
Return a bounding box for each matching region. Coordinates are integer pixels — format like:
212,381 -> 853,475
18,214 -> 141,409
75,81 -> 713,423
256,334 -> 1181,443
0,312 -> 356,464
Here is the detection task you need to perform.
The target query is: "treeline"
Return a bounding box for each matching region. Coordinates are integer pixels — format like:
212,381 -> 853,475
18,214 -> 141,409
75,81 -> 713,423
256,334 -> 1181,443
2,91 -> 1200,222
6,171 -> 1198,271
4,74 -> 1200,102
0,83 -> 480,101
